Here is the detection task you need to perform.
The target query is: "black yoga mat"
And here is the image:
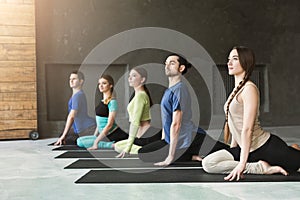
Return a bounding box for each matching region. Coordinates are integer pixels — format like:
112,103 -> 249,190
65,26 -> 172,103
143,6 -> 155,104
54,150 -> 138,159
75,168 -> 300,184
65,159 -> 201,169
52,145 -> 87,151
48,142 -> 55,146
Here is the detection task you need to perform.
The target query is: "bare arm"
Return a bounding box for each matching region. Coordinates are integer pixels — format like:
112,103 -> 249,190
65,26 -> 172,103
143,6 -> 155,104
55,109 -> 77,145
88,111 -> 116,150
155,110 -> 182,166
225,84 -> 258,181
239,85 -> 258,165
161,129 -> 165,140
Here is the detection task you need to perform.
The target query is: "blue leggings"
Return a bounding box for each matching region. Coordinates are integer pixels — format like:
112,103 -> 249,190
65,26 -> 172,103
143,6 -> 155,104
77,127 -> 128,149
77,135 -> 114,149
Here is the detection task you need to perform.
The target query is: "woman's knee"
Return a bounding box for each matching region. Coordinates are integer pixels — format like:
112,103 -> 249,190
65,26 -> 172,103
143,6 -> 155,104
76,136 -> 96,148
113,140 -> 126,153
202,153 -> 217,173
76,137 -> 84,147
202,150 -> 232,173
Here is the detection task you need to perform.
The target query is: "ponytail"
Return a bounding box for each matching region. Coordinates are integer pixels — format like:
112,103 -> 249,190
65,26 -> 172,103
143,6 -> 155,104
103,96 -> 112,105
143,84 -> 153,106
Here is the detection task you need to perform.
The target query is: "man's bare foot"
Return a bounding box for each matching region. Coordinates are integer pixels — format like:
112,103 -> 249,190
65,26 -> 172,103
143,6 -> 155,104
259,160 -> 288,176
192,155 -> 202,162
291,144 -> 300,151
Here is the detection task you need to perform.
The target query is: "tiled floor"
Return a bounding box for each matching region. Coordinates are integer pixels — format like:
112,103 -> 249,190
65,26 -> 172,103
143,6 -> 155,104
1,126 -> 300,200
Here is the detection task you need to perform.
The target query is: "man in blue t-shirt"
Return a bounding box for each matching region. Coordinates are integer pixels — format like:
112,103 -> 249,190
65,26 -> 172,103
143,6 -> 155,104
55,71 -> 96,145
138,53 -> 228,165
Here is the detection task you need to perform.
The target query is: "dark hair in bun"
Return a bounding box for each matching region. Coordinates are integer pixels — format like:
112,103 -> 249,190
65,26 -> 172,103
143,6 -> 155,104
166,53 -> 192,75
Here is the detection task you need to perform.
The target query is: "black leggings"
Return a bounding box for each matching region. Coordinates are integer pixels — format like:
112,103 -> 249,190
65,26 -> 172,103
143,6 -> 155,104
105,127 -> 128,142
107,126 -> 162,146
228,134 -> 300,172
134,127 -> 162,146
138,132 -> 229,163
64,125 -> 96,145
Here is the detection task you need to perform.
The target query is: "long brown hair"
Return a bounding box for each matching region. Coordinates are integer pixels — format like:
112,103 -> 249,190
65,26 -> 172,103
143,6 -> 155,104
100,74 -> 115,105
223,46 -> 256,143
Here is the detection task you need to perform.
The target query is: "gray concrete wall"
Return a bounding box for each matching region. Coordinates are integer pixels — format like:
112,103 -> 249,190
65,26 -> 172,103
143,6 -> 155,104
36,0 -> 300,138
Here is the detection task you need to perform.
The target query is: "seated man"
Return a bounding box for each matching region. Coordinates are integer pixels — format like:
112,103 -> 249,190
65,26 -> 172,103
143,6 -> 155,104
138,53 -> 228,165
55,71 -> 96,145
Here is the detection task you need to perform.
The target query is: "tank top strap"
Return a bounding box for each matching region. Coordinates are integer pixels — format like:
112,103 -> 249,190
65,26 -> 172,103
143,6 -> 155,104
236,81 -> 258,97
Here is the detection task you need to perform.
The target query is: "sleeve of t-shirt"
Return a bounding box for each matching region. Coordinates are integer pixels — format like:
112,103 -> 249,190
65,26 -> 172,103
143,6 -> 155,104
71,93 -> 81,111
108,99 -> 118,112
172,88 -> 181,112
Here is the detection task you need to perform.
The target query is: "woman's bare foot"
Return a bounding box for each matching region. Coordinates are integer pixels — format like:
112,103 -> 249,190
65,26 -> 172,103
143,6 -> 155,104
192,155 -> 202,162
259,160 -> 288,176
291,144 -> 300,151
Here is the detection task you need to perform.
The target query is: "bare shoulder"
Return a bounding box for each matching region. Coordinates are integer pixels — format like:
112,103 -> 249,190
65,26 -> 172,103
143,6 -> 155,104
241,81 -> 259,100
244,81 -> 258,92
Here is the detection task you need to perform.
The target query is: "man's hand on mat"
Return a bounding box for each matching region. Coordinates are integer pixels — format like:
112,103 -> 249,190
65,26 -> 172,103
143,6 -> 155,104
116,151 -> 128,158
54,137 -> 64,146
154,155 -> 174,166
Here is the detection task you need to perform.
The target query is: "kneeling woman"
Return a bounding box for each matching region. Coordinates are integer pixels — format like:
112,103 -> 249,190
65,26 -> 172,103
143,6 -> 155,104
202,46 -> 300,181
77,75 -> 128,149
114,67 -> 161,158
